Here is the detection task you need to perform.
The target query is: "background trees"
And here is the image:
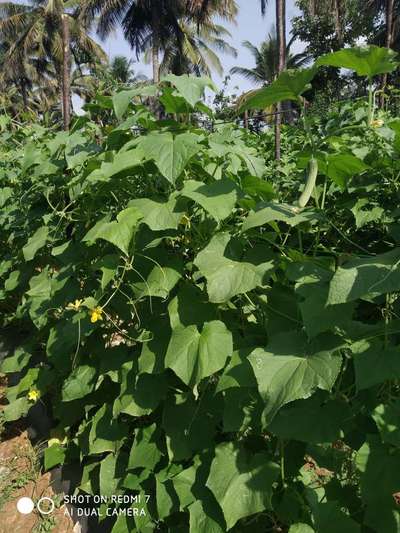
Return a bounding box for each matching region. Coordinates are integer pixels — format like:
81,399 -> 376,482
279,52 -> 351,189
0,0 -> 106,128
0,0 -> 399,129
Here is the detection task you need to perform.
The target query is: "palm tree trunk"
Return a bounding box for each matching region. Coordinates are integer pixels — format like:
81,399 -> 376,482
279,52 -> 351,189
152,45 -> 160,84
333,0 -> 343,47
61,13 -> 71,130
275,0 -> 286,161
20,79 -> 28,108
244,110 -> 249,129
381,0 -> 394,107
386,0 -> 394,48
151,3 -> 160,84
309,0 -> 316,16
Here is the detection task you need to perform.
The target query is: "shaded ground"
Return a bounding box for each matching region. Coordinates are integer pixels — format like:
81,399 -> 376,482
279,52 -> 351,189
0,375 -> 76,533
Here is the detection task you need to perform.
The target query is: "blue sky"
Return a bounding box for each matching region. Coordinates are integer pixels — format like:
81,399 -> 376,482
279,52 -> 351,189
102,0 -> 302,94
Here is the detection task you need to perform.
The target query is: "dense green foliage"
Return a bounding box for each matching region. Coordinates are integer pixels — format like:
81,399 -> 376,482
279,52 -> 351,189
1,47 -> 400,532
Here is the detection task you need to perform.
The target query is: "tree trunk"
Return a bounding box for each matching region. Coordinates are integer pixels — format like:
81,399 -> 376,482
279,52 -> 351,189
61,13 -> 71,130
309,0 -> 316,16
333,0 -> 343,47
151,3 -> 160,84
152,44 -> 160,84
275,0 -> 286,161
20,79 -> 28,108
381,0 -> 394,107
386,0 -> 394,48
243,109 -> 249,129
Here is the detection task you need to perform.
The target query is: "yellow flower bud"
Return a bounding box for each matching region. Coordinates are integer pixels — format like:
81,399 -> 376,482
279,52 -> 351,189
27,389 -> 40,402
90,306 -> 103,323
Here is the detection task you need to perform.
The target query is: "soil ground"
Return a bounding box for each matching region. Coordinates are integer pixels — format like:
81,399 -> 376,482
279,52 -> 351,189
0,375 -> 76,533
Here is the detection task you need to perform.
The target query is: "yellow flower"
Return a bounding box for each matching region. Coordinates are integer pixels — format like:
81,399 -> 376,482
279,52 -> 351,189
66,299 -> 83,311
48,429 -> 67,447
179,214 -> 191,228
27,389 -> 40,402
90,306 -> 103,323
371,118 -> 384,128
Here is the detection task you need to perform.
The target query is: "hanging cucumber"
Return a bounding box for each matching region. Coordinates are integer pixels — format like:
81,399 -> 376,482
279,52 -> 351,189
298,157 -> 318,208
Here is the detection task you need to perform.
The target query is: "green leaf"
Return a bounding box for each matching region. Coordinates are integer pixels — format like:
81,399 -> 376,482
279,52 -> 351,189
352,342 -> 400,390
168,284 -> 217,329
114,371 -> 168,417
206,442 -> 280,530
249,332 -> 343,423
26,268 -> 51,298
139,132 -> 200,184
131,258 -> 182,299
0,187 -> 13,207
327,248 -> 400,304
163,74 -> 216,107
93,254 -> 120,290
129,195 -> 184,230
89,404 -> 128,455
350,198 -> 384,228
216,348 -> 257,393
83,207 -> 142,255
44,444 -> 66,471
61,365 -> 97,402
3,397 -> 30,422
128,424 -> 162,471
241,176 -> 275,200
180,179 -> 238,222
242,202 -> 320,232
113,86 -> 157,120
356,438 -> 400,532
88,149 -> 145,183
99,453 -> 118,496
240,67 -> 317,111
269,395 -> 349,444
299,286 -> 355,338
325,153 -> 368,189
189,498 -> 224,533
372,401 -> 400,446
22,226 -> 49,262
313,501 -> 361,533
289,525 -> 315,533
165,320 -> 232,386
317,45 -> 399,78
162,392 -> 218,461
194,233 -> 274,303
1,346 -> 32,373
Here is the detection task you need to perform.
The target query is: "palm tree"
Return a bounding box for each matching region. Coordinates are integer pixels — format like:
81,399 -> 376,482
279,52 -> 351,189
81,0 -> 182,84
365,0 -> 398,48
230,31 -> 309,85
0,1 -> 106,129
144,19 -> 237,77
110,56 -> 141,84
259,0 -> 287,160
81,0 -> 237,83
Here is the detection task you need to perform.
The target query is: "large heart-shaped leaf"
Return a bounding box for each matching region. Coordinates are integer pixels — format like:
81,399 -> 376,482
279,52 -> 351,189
139,132 -> 200,184
165,320 -> 232,386
240,67 -> 317,111
113,85 -> 157,120
317,45 -> 399,78
206,443 -> 280,530
162,74 -> 216,108
83,207 -> 142,255
328,248 -> 400,304
249,331 -> 343,423
180,179 -> 238,222
194,233 -> 274,303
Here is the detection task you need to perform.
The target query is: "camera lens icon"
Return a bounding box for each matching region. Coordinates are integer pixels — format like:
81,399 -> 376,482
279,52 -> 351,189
17,497 -> 34,515
16,496 -> 55,515
37,497 -> 55,515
